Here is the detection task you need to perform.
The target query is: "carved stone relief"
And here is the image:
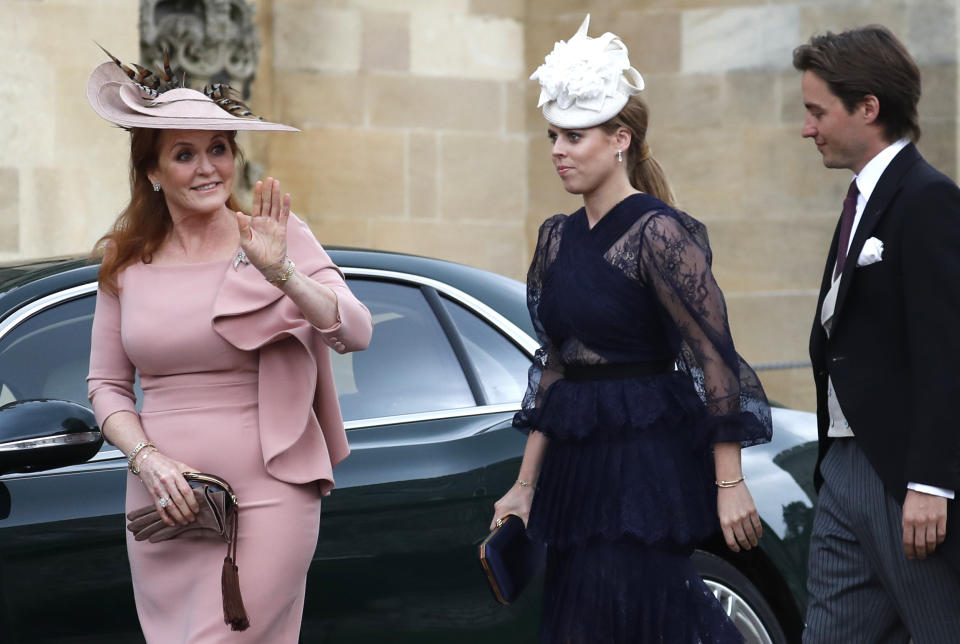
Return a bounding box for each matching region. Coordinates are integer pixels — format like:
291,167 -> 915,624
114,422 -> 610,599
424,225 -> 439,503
140,0 -> 260,98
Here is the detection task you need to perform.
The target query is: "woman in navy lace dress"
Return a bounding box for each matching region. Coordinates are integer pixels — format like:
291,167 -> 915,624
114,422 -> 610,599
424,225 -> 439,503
490,16 -> 772,643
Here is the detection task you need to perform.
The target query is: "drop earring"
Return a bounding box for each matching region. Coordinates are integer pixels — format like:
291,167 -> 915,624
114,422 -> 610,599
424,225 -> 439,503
617,149 -> 623,163
152,183 -> 162,192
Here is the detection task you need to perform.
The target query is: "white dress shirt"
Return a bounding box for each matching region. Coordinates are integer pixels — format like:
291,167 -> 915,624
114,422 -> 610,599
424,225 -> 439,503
822,138 -> 954,500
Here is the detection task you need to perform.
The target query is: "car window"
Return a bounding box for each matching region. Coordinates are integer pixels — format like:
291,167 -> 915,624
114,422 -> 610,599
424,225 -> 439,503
440,297 -> 530,404
332,279 -> 475,422
0,296 -> 96,407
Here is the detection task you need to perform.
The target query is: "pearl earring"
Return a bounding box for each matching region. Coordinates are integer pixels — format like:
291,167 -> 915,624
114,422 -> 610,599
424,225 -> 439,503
152,183 -> 161,192
617,149 -> 623,163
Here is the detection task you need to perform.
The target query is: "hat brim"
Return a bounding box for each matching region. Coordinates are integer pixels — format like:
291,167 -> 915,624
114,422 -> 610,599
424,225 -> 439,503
541,93 -> 628,129
86,62 -> 298,132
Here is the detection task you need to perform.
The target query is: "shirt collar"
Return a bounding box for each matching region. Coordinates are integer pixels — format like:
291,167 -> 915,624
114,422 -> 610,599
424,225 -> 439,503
854,138 -> 909,203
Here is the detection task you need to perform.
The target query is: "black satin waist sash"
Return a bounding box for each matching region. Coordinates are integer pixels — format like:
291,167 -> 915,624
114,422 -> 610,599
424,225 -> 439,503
563,360 -> 675,382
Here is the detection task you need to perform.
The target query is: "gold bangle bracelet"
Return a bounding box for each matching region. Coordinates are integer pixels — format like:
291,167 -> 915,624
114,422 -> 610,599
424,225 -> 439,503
130,447 -> 156,475
517,479 -> 532,488
267,258 -> 296,284
127,441 -> 155,471
716,476 -> 745,488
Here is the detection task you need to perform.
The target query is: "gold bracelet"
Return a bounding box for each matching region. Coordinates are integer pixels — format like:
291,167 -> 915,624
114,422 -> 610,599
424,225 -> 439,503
130,446 -> 156,475
127,441 -> 155,472
266,258 -> 296,284
716,476 -> 745,488
517,479 -> 532,488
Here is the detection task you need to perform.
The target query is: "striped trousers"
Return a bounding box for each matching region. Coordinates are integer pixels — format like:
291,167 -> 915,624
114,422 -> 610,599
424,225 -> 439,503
803,439 -> 960,644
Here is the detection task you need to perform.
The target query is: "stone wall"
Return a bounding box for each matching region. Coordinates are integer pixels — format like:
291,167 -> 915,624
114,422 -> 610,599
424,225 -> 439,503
2,0 -> 958,410
251,0 -> 531,279
0,0 -> 138,261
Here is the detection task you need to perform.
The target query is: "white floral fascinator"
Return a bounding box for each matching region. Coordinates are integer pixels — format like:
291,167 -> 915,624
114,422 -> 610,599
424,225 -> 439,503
530,14 -> 644,129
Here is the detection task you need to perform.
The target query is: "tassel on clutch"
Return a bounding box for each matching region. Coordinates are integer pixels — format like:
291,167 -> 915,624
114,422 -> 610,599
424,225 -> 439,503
126,472 -> 249,631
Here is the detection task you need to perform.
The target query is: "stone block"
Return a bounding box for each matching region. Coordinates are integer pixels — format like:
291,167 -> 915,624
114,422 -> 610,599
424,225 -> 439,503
917,119 -> 958,181
25,166 -> 128,258
273,72 -> 366,128
300,214 -> 370,249
362,10 -> 409,72
267,128 -> 405,219
682,6 -> 801,73
0,168 -> 19,253
725,292 -> 819,365
409,133 -> 438,219
368,219 -> 528,279
778,69 -> 806,126
648,0 -> 764,8
643,73 -> 723,128
505,80 -> 527,134
0,50 -> 55,167
756,367 -> 816,412
368,75 -> 501,131
56,65 -> 132,168
647,126 -> 744,216
470,0 -> 526,20
606,10 -> 682,74
410,13 -> 523,80
906,0 -> 957,65
525,0 -> 593,19
348,0 -> 469,11
524,81 -> 546,134
918,64 -> 957,121
721,69 -> 780,125
705,216 -> 836,293
440,134 -> 526,222
0,1 -> 136,59
799,3 -> 907,44
274,4 -> 361,73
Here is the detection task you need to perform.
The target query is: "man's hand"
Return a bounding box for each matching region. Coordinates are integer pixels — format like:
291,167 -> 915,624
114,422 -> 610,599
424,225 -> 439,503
902,489 -> 948,559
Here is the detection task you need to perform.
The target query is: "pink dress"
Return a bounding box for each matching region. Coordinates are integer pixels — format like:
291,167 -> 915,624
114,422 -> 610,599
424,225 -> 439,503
88,216 -> 372,643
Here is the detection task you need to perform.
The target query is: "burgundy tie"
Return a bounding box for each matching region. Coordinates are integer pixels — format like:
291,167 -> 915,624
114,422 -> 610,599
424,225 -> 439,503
834,180 -> 860,279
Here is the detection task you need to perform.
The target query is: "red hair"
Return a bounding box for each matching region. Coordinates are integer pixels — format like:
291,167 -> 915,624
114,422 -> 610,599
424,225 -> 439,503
93,128 -> 243,294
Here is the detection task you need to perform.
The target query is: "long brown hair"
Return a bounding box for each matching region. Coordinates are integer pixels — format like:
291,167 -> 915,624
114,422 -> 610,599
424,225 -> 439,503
93,128 -> 243,294
600,96 -> 676,207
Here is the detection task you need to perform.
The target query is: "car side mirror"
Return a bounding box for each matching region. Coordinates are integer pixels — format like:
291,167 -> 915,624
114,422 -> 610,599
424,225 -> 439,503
0,400 -> 103,476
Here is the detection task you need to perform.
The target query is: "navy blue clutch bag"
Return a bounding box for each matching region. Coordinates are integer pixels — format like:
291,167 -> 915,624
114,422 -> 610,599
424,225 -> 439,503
478,514 -> 546,604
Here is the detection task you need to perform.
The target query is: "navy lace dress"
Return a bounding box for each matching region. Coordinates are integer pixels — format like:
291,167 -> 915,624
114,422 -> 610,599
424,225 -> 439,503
515,193 -> 772,643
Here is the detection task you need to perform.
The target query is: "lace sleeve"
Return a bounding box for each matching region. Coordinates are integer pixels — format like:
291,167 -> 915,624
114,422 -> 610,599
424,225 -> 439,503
514,214 -> 566,431
639,210 -> 771,447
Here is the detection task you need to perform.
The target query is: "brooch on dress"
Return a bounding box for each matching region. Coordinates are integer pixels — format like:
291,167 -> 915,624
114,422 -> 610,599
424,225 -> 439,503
233,249 -> 249,270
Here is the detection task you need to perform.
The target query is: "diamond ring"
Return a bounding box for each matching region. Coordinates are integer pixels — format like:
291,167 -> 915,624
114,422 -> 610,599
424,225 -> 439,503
158,497 -> 170,509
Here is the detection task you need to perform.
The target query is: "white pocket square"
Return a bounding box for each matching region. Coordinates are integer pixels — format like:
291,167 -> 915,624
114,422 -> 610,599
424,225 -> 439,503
857,237 -> 884,266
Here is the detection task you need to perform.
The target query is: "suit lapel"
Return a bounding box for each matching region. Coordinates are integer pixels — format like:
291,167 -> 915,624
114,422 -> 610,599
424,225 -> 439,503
830,144 -> 922,325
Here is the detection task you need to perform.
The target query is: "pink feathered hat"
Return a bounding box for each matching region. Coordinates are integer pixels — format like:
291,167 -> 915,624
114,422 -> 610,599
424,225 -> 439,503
86,51 -> 298,132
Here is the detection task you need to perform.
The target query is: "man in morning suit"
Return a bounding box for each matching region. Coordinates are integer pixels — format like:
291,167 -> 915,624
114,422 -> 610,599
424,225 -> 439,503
795,25 -> 960,643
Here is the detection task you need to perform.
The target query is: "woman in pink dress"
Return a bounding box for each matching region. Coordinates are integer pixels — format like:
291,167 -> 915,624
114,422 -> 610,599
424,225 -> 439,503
85,51 -> 372,642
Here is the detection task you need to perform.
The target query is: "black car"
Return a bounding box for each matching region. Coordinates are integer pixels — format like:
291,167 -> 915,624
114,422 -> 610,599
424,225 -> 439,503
0,251 -> 818,643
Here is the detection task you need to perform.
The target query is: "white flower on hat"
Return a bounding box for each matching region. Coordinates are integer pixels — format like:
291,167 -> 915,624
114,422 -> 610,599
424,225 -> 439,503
530,15 -> 644,128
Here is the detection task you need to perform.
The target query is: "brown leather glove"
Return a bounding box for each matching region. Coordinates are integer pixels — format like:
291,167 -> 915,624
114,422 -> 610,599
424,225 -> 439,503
126,483 -> 232,543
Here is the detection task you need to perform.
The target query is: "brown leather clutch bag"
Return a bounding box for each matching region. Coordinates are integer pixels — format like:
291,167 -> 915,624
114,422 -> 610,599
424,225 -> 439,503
125,472 -> 249,631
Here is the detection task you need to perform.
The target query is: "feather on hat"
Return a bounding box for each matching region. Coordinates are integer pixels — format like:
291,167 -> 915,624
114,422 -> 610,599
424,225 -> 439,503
86,47 -> 298,132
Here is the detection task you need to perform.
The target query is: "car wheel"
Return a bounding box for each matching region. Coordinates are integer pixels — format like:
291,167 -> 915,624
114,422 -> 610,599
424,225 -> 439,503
693,550 -> 789,644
